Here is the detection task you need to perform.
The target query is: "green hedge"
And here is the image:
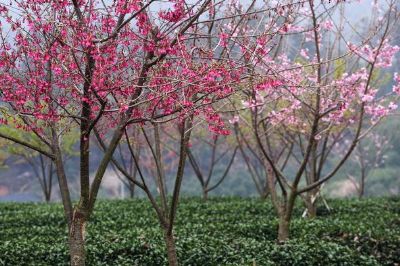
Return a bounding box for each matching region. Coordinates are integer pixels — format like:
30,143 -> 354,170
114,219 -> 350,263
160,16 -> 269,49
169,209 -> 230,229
0,197 -> 399,265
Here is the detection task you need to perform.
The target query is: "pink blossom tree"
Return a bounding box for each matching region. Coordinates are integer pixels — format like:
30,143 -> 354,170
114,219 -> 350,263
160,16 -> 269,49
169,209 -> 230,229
90,0 -> 306,262
0,0 -> 242,265
229,0 -> 399,241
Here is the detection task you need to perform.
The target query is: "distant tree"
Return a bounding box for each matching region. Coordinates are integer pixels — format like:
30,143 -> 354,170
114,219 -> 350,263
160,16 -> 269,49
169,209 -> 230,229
1,121 -> 78,202
339,128 -> 393,198
102,127 -> 141,198
233,121 -> 292,200
187,132 -> 238,200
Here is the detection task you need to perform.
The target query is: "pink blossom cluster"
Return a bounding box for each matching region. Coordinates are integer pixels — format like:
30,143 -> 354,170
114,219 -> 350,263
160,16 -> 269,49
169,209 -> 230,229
159,0 -> 186,22
239,42 -> 399,132
393,73 -> 400,95
0,0 -> 241,136
348,40 -> 400,68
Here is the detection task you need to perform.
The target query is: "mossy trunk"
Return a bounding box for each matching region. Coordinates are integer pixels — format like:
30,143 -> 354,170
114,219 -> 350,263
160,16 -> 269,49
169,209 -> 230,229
260,190 -> 269,200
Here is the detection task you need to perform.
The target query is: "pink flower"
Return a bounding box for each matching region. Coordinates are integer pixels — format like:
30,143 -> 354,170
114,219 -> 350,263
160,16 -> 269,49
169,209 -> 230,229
321,20 -> 334,31
300,49 -> 309,59
229,115 -> 239,124
393,73 -> 400,95
388,102 -> 398,110
361,94 -> 374,103
218,32 -> 229,48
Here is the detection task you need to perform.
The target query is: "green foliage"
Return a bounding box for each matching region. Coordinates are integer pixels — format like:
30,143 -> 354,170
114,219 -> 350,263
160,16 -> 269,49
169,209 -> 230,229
0,198 -> 399,265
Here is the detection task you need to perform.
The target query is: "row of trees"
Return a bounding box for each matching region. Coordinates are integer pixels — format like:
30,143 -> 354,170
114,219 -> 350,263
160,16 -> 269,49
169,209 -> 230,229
1,115 -> 397,201
0,0 -> 399,265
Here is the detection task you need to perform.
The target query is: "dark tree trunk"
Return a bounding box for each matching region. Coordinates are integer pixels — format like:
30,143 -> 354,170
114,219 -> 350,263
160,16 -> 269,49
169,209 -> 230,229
44,192 -> 51,202
69,211 -> 87,266
359,171 -> 366,199
164,232 -> 178,266
129,186 -> 135,198
127,180 -> 135,198
202,189 -> 208,201
358,187 -> 364,199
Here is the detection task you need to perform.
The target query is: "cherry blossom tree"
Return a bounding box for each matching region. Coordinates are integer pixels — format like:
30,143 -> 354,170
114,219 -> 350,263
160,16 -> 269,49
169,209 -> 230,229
229,0 -> 399,241
1,0 -> 397,264
0,0 -> 242,265
92,0 -> 306,262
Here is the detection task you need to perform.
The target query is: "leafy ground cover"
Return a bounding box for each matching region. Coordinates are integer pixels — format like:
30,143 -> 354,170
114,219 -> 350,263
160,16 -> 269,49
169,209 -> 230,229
0,197 -> 399,265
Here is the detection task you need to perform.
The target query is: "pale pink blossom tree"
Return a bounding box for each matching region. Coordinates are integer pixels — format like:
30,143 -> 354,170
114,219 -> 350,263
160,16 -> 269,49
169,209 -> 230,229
230,0 -> 399,241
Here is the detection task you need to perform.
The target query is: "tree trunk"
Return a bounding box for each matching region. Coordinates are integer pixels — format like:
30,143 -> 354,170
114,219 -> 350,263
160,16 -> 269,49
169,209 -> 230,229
277,193 -> 296,243
358,188 -> 364,199
69,215 -> 87,266
164,232 -> 178,266
45,192 -> 51,202
260,189 -> 269,200
305,185 -> 320,218
129,182 -> 135,198
277,216 -> 290,243
359,172 -> 365,199
202,189 -> 208,201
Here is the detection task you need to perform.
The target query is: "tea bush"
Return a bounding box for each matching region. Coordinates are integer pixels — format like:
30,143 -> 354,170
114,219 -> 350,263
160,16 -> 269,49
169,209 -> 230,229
0,197 -> 399,265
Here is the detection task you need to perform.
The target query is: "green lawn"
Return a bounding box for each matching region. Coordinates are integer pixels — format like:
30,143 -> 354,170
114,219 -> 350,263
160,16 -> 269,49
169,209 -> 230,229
1,197 -> 399,265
